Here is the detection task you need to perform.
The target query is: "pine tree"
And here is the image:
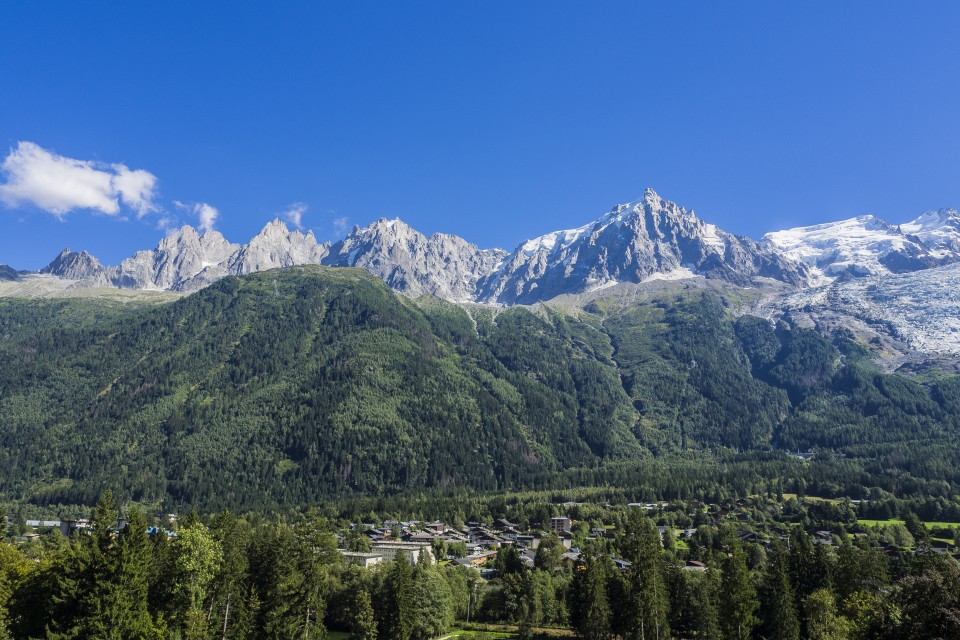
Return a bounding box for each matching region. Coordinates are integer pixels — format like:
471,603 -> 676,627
718,535 -> 758,640
789,528 -> 827,606
46,490 -> 122,639
348,587 -> 377,640
573,553 -> 612,640
209,511 -> 255,640
621,513 -> 669,640
380,554 -> 414,640
411,566 -> 453,640
104,508 -> 157,638
762,539 -> 800,640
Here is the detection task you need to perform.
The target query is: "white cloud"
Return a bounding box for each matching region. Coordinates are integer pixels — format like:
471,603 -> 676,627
156,214 -> 178,234
175,200 -> 219,233
281,202 -> 308,229
0,141 -> 158,218
196,203 -> 218,233
332,216 -> 350,235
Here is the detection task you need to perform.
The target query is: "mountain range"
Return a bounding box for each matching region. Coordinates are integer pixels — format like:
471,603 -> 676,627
3,264 -> 960,509
4,188 -> 960,367
5,188 -> 960,304
3,187 -> 960,508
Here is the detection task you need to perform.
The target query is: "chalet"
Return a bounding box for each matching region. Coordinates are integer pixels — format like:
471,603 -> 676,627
520,550 -> 536,569
404,532 -> 435,544
684,560 -> 708,572
494,518 -> 517,532
455,550 -> 497,567
612,558 -> 632,572
423,521 -> 449,535
516,534 -> 536,548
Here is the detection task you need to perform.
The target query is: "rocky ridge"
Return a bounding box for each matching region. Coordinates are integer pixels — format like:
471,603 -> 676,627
12,189 -> 960,318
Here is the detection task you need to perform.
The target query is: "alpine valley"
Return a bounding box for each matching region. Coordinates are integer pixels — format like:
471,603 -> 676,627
2,188 -> 960,510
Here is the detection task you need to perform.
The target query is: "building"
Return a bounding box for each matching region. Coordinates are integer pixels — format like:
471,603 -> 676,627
341,552 -> 385,569
369,541 -> 435,566
549,516 -> 572,533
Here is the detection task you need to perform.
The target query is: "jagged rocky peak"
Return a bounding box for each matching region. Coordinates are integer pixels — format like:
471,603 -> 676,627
762,214 -> 945,281
40,248 -> 108,281
0,264 -> 17,281
228,218 -> 329,275
112,225 -> 240,290
326,217 -> 507,302
477,187 -> 811,304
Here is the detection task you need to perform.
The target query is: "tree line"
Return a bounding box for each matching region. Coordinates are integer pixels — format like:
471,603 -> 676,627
3,493 -> 960,639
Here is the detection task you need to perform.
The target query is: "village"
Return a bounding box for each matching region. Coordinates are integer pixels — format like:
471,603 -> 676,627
11,493 -> 956,570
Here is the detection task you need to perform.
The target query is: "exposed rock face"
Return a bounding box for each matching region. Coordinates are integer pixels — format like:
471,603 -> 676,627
20,188 -> 960,311
324,218 -> 507,302
0,264 -> 19,281
229,219 -> 329,276
40,249 -> 111,285
477,188 -> 810,304
174,219 -> 331,292
111,226 -> 239,290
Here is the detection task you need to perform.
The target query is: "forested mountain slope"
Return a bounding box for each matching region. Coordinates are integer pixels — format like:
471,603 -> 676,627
1,266 -> 959,510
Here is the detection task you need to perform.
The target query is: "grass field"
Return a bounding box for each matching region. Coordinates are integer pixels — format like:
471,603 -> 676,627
857,518 -> 960,530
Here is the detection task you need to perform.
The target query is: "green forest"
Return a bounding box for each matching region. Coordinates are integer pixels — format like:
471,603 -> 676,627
1,266 -> 960,511
3,266 -> 960,638
2,491 -> 960,639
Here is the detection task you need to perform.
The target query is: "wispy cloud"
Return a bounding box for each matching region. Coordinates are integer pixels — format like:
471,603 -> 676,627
0,141 -> 158,218
175,200 -> 220,233
332,216 -> 350,235
281,202 -> 308,229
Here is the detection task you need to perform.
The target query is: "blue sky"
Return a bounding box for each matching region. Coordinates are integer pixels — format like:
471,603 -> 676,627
1,2 -> 959,269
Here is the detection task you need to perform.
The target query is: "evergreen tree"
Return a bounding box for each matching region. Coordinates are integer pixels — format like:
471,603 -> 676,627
789,527 -> 830,607
107,509 -> 157,638
348,587 -> 378,640
621,512 -> 669,640
46,491 -> 122,639
495,544 -> 525,576
572,553 -> 611,640
718,535 -> 758,640
209,511 -> 255,640
686,569 -> 721,640
379,554 -> 414,640
762,539 -> 800,640
903,512 -> 931,548
259,519 -> 334,640
411,565 -> 454,639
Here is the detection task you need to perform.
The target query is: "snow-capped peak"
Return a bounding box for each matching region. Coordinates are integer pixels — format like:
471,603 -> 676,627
762,214 -> 944,280
901,208 -> 960,256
